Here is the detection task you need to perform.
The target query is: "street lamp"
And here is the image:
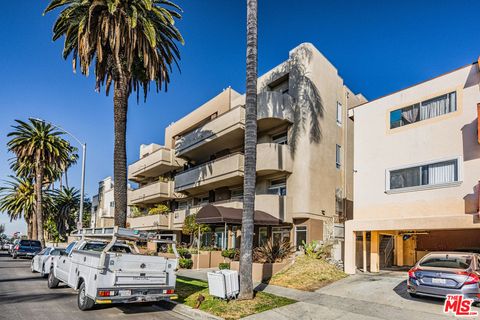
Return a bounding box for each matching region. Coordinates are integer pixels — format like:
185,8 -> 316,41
31,118 -> 86,230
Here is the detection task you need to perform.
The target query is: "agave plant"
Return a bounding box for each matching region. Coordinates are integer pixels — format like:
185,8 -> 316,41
253,239 -> 295,263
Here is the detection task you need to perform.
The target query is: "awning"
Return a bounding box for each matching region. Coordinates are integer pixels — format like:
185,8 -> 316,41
195,205 -> 282,225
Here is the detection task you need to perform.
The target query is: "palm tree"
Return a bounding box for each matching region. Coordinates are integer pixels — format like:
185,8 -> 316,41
7,119 -> 75,246
44,0 -> 184,228
49,187 -> 80,240
0,177 -> 38,239
239,0 -> 258,300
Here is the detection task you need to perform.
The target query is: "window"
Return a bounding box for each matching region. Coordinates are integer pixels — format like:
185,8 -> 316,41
177,201 -> 189,210
64,242 -> 77,255
272,132 -> 288,145
419,254 -> 472,269
268,178 -> 287,196
110,201 -> 115,207
214,227 -> 226,249
295,226 -> 307,250
336,145 -> 341,169
388,159 -> 459,190
272,227 -> 290,244
258,227 -> 268,246
336,102 -> 343,125
197,195 -> 209,205
390,92 -> 456,129
231,188 -> 243,200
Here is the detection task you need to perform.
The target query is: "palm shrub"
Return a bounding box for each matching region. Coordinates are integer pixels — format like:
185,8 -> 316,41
302,240 -> 333,260
44,0 -> 184,228
253,240 -> 295,263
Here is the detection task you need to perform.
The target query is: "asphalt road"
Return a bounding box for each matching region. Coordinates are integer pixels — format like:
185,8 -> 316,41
0,251 -> 190,320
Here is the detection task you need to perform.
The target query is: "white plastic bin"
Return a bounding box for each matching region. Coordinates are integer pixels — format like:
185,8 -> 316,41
207,270 -> 239,299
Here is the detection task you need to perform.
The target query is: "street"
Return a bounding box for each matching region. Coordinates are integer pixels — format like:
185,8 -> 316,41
0,252 -> 190,320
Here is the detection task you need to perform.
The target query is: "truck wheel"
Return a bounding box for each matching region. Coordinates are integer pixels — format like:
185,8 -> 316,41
77,282 -> 95,311
47,271 -> 60,289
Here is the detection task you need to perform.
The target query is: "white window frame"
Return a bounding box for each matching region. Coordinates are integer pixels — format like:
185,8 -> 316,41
385,156 -> 463,194
336,102 -> 343,126
294,225 -> 308,250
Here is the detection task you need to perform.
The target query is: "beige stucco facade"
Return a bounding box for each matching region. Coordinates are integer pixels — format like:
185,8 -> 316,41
345,62 -> 480,274
127,43 -> 365,253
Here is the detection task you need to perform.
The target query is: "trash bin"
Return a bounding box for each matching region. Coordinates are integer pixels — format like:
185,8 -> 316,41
207,270 -> 239,299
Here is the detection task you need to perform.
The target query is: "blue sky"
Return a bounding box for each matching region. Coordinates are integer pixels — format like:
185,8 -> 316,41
1,0 -> 479,236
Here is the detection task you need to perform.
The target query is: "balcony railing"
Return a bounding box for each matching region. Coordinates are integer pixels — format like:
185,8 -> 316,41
257,91 -> 294,130
172,195 -> 287,226
127,213 -> 170,230
256,143 -> 293,175
174,153 -> 245,192
175,106 -> 245,158
128,147 -> 184,182
129,180 -> 176,205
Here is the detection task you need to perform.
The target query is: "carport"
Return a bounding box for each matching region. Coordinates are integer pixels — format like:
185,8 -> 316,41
355,228 -> 480,273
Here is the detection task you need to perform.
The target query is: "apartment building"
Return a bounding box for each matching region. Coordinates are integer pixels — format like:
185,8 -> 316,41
344,61 -> 480,274
90,176 -> 131,228
128,43 -> 366,256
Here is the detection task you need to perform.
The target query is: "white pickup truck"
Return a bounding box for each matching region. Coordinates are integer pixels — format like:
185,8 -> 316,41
47,227 -> 178,310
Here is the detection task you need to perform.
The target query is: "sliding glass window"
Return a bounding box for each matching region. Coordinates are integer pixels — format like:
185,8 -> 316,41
389,159 -> 458,190
390,92 -> 456,129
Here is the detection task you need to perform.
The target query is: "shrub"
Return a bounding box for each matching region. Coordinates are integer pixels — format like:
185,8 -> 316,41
179,258 -> 193,269
221,248 -> 239,259
302,240 -> 333,259
254,240 -> 295,263
219,262 -> 230,270
148,204 -> 170,215
177,248 -> 192,259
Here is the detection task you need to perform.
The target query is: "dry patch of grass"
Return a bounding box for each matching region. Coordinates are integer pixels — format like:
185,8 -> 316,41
176,276 -> 295,320
268,255 -> 347,291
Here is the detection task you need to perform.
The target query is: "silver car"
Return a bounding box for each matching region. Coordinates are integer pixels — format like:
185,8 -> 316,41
407,252 -> 480,303
31,247 -> 64,278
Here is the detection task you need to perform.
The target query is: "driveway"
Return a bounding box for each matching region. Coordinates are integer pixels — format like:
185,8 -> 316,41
0,251 -> 190,320
248,270 -> 477,319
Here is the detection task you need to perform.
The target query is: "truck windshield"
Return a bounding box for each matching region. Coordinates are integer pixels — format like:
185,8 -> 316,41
83,243 -> 132,253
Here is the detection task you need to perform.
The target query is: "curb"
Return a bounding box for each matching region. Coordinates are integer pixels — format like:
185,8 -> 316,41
166,300 -> 224,320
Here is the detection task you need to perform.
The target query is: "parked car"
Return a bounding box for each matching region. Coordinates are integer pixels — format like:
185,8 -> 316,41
11,239 -> 42,259
1,242 -> 11,251
31,247 -> 64,277
407,252 -> 480,303
9,239 -> 20,256
47,227 -> 179,311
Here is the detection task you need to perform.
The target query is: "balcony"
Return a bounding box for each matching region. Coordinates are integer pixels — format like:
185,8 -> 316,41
172,206 -> 202,228
128,147 -> 185,183
127,213 -> 170,231
256,143 -> 293,175
129,180 -> 176,205
174,153 -> 244,193
257,91 -> 294,131
175,106 -> 245,159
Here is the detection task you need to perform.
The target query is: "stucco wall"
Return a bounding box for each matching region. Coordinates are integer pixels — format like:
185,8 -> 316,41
351,63 -> 480,231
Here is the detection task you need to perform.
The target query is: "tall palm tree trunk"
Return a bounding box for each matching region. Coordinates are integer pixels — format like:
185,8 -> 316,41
31,213 -> 37,240
113,74 -> 129,228
239,0 -> 258,301
35,153 -> 45,246
27,218 -> 32,239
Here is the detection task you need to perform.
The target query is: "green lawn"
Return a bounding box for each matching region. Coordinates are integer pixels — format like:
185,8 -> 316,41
175,276 -> 296,320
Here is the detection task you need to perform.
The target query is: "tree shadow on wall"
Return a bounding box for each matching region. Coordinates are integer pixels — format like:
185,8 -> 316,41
260,45 -> 325,158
